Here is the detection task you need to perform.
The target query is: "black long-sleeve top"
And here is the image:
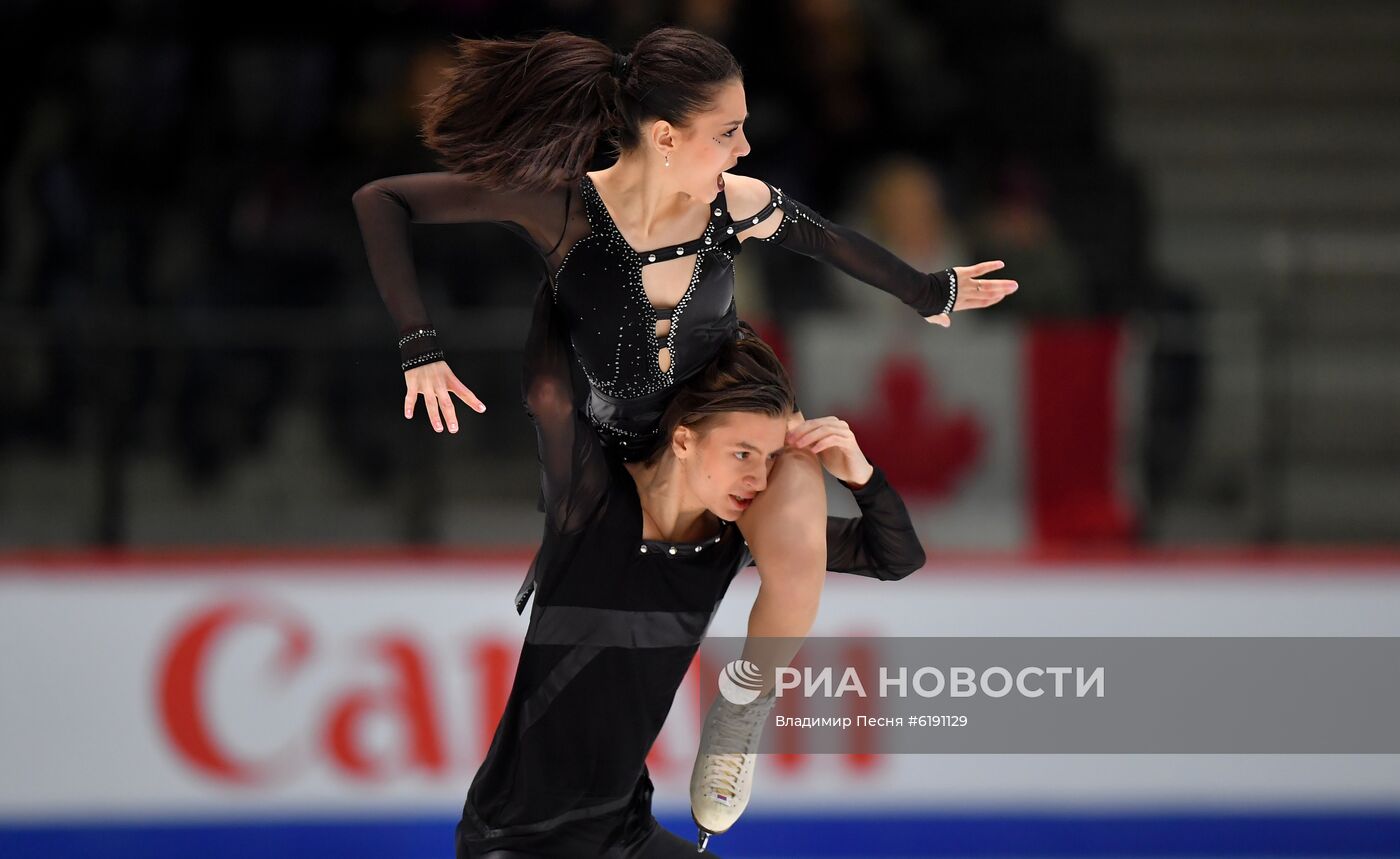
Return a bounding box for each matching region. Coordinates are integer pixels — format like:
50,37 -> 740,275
454,285 -> 926,856
352,171 -> 955,458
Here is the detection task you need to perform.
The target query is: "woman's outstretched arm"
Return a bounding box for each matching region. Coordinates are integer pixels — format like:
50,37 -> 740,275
350,172 -> 570,431
722,173 -> 1017,326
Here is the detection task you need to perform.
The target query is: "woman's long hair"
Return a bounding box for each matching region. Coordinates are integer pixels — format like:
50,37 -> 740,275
646,333 -> 797,464
418,27 -> 741,192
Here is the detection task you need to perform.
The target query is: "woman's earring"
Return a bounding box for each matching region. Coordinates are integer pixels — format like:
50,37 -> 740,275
664,154 -> 670,167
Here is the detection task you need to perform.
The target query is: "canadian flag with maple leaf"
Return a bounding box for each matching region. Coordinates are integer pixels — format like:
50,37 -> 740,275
762,313 -> 1139,550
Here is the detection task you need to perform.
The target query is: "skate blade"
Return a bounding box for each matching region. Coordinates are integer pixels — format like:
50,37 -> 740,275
691,812 -> 720,853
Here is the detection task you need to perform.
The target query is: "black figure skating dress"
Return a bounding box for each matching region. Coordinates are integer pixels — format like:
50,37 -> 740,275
354,170 -> 955,458
353,170 -> 954,609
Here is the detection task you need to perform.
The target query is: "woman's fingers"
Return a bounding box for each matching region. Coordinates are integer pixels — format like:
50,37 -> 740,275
965,259 -> 1005,277
405,387 -> 468,432
969,279 -> 1018,299
924,312 -> 951,327
456,389 -> 486,414
961,292 -> 1010,309
956,279 -> 1018,311
403,362 -> 485,432
425,394 -> 444,433
449,374 -> 487,413
437,391 -> 459,433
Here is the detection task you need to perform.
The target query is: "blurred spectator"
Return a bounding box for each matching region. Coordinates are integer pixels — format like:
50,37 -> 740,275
0,1 -> 1173,547
969,162 -> 1091,320
828,155 -> 970,328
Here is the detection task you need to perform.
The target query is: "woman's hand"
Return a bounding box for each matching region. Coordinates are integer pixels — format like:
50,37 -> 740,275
924,260 -> 1019,327
786,416 -> 875,489
404,361 -> 485,433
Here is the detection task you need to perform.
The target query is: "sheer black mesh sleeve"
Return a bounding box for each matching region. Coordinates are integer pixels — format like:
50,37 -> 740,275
521,280 -> 612,535
825,465 -> 927,580
513,280 -> 614,614
350,172 -> 576,364
754,185 -> 955,319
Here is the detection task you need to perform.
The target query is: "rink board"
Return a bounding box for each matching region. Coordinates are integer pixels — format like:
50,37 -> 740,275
2,552 -> 1398,857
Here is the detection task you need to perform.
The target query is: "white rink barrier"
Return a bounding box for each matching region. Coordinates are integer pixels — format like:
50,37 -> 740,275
2,551 -> 1399,858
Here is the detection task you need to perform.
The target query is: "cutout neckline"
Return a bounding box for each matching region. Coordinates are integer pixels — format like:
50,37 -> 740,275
582,173 -> 730,262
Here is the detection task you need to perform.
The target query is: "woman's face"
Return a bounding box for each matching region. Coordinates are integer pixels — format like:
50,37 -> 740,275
675,410 -> 787,520
669,78 -> 751,202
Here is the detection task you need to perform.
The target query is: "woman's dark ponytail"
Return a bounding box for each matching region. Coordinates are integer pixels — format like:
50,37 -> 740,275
419,28 -> 741,192
419,32 -> 619,192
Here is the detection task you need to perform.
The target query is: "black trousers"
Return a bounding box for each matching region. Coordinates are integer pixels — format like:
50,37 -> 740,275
458,815 -> 722,858
457,770 -> 722,859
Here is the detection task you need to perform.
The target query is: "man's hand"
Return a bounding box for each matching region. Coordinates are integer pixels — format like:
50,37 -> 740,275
785,416 -> 874,488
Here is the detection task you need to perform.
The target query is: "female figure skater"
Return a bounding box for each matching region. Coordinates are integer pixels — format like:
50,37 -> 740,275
454,283 -> 924,858
351,26 -> 1016,842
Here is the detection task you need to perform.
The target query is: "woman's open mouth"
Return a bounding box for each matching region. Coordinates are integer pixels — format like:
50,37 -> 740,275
730,493 -> 753,512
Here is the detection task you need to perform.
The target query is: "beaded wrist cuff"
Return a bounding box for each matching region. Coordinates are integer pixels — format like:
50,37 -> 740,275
401,349 -> 446,372
398,328 -> 441,364
937,268 -> 957,316
398,328 -> 437,348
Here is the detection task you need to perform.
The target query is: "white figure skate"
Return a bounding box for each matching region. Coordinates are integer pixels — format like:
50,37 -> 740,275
690,687 -> 778,851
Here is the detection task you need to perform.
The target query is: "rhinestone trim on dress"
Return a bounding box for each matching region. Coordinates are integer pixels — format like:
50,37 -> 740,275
576,175 -> 727,399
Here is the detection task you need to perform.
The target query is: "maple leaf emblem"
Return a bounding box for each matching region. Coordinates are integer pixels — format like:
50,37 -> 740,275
839,355 -> 984,500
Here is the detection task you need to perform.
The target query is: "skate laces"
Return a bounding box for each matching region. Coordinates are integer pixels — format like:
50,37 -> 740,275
700,695 -> 775,794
